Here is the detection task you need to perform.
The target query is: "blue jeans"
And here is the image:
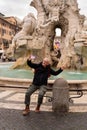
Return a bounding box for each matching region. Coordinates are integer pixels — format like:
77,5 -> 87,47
25,84 -> 47,106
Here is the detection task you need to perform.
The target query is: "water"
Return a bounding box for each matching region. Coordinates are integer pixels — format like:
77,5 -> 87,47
0,62 -> 87,80
0,63 -> 34,79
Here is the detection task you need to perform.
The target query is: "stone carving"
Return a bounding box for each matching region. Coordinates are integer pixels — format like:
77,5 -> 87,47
45,0 -> 60,22
9,0 -> 87,70
74,17 -> 87,69
11,13 -> 37,59
12,13 -> 37,47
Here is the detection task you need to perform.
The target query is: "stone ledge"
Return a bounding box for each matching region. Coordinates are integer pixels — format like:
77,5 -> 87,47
0,77 -> 87,89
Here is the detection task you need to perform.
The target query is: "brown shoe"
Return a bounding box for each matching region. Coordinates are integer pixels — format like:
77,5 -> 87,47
35,106 -> 40,113
23,108 -> 30,116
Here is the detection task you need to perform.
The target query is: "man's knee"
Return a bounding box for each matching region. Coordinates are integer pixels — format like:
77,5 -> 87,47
39,85 -> 47,96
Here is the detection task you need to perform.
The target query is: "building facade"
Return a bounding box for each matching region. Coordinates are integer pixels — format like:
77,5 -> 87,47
0,13 -> 21,50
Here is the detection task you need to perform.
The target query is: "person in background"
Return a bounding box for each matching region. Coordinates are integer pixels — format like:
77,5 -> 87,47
1,54 -> 6,62
23,55 -> 65,116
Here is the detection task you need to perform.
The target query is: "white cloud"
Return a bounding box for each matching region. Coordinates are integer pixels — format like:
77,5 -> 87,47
0,0 -> 87,20
0,0 -> 37,20
78,0 -> 87,16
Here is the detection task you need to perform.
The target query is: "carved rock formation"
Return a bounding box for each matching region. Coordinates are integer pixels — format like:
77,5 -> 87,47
9,0 -> 87,70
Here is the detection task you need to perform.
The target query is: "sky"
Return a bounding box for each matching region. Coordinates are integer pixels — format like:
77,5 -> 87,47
0,0 -> 87,20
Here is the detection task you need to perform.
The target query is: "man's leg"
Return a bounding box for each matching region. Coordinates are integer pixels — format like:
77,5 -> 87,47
23,84 -> 38,115
35,85 -> 47,112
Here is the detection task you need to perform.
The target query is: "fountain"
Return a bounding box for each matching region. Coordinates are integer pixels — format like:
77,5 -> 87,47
6,0 -> 87,71
4,0 -> 87,83
0,0 -> 86,114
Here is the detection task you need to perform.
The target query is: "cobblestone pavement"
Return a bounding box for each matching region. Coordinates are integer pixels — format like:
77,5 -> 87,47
0,87 -> 87,130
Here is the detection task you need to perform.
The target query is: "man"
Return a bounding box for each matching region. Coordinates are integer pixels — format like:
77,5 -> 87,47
23,56 -> 64,116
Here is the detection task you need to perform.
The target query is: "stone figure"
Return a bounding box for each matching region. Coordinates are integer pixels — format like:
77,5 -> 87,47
12,13 -> 37,43
45,0 -> 60,22
11,13 -> 37,57
21,13 -> 36,35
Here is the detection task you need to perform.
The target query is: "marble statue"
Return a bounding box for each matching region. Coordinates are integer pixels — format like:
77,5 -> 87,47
12,13 -> 37,46
8,0 -> 87,70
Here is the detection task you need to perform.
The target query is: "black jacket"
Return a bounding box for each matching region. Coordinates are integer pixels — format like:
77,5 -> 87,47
27,60 -> 63,86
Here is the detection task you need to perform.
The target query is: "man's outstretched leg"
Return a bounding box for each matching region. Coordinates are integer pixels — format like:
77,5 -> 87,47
23,84 -> 38,116
35,85 -> 47,113
23,104 -> 30,116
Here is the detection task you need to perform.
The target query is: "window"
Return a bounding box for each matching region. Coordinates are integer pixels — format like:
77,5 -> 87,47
2,29 -> 6,36
9,31 -> 11,35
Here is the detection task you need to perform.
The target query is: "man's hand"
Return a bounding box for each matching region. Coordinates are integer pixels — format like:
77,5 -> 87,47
28,55 -> 36,61
61,65 -> 66,70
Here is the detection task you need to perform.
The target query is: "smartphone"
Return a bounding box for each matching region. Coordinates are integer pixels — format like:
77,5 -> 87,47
31,55 -> 35,59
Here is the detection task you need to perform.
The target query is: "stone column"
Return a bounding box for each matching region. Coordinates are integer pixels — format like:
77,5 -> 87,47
52,78 -> 69,113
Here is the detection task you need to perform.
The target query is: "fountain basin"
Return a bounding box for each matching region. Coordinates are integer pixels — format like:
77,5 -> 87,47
0,62 -> 87,80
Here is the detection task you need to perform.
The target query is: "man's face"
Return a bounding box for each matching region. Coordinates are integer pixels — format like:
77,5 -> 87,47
42,59 -> 49,67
